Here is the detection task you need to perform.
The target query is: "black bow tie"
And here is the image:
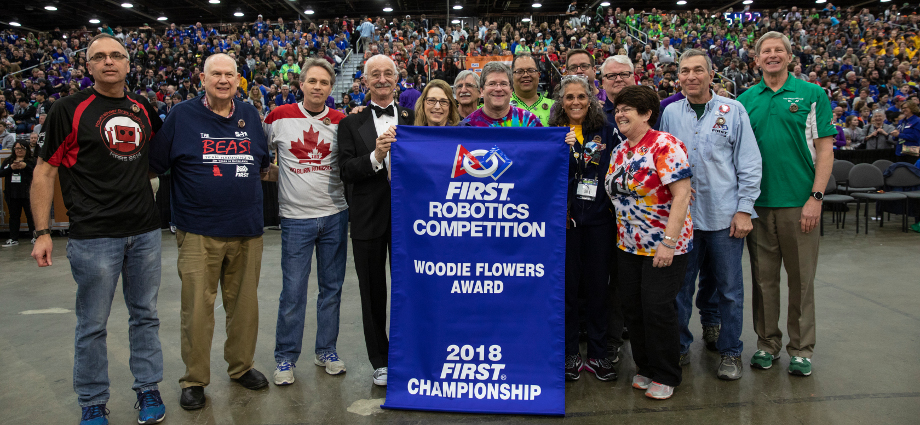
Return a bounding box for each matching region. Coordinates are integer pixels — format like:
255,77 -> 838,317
373,104 -> 395,118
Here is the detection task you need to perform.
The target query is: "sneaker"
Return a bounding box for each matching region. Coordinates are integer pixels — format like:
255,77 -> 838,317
645,381 -> 675,400
703,325 -> 720,352
169,224 -> 177,234
373,367 -> 388,386
750,350 -> 779,370
631,374 -> 652,390
273,361 -> 295,386
583,357 -> 618,381
315,352 -> 347,375
788,356 -> 812,376
564,354 -> 584,381
30,237 -> 36,244
679,351 -> 690,366
717,355 -> 743,380
135,389 -> 166,424
80,404 -> 109,425
2,239 -> 18,247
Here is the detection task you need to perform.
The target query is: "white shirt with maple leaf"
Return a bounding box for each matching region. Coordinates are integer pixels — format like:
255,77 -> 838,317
264,103 -> 348,219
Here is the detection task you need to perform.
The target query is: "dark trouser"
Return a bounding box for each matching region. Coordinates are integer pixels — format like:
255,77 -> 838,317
352,228 -> 391,370
4,196 -> 35,241
617,249 -> 689,387
564,223 -> 611,359
607,227 -> 624,353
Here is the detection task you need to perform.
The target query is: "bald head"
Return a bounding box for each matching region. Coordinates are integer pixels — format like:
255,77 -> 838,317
203,53 -> 238,75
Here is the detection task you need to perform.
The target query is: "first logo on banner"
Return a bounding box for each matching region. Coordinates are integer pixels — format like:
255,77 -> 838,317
451,145 -> 513,180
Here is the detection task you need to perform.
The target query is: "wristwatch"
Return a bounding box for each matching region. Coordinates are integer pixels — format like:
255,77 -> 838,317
811,191 -> 824,201
34,229 -> 52,238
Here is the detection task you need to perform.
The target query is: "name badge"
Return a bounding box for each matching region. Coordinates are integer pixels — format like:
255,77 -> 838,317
576,178 -> 598,201
11,174 -> 22,183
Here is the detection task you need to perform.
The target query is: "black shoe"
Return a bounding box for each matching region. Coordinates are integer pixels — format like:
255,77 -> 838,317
232,368 -> 268,390
179,386 -> 205,410
703,325 -> 720,352
564,354 -> 584,381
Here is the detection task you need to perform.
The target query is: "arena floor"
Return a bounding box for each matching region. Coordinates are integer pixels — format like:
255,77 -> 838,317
1,217 -> 918,424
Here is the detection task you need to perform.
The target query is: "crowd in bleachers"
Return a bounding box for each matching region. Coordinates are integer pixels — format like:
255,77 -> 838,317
4,3 -> 920,150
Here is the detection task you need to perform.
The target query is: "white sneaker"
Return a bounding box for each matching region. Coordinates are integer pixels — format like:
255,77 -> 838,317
645,381 -> 675,400
30,238 -> 36,244
273,361 -> 295,386
314,352 -> 346,375
631,374 -> 652,390
373,367 -> 388,386
2,239 -> 18,247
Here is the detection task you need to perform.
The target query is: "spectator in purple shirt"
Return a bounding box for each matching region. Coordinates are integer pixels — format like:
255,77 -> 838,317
399,76 -> 422,110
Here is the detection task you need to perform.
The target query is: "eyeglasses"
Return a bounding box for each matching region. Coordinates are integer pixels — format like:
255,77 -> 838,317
89,52 -> 127,62
425,97 -> 451,108
513,68 -> 539,76
13,146 -> 26,150
567,63 -> 594,72
484,81 -> 511,89
614,107 -> 637,115
603,71 -> 633,81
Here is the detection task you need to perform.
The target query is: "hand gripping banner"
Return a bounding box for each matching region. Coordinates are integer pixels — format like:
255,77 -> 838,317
383,126 -> 568,416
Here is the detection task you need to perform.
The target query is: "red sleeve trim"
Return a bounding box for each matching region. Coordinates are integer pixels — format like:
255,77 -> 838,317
264,103 -> 306,124
48,94 -> 94,168
128,96 -> 153,130
325,109 -> 346,125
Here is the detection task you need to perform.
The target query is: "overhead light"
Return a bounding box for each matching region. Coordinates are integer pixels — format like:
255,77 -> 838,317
121,2 -> 133,7
532,3 -> 542,7
676,0 -> 687,4
743,0 -> 752,3
815,0 -> 826,3
522,18 -> 531,22
600,2 -> 610,6
209,0 -> 220,4
453,4 -> 463,10
305,9 -> 315,14
383,6 -> 393,12
44,5 -> 58,11
881,0 -> 891,2
234,11 -> 244,17
9,21 -> 22,27
157,16 -> 167,20
451,19 -> 460,24
89,18 -> 100,24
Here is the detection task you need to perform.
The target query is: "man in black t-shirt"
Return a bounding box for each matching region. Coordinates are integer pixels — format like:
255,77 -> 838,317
31,34 -> 167,425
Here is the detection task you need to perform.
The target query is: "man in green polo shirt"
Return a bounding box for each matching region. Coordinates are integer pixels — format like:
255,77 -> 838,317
737,31 -> 835,378
510,54 -> 554,126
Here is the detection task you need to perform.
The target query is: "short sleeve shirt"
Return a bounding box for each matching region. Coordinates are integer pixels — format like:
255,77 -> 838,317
510,93 -> 554,126
460,106 -> 543,127
737,72 -> 837,208
605,130 -> 693,256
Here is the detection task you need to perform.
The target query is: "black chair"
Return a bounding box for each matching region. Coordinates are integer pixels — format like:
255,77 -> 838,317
849,164 -> 909,233
884,166 -> 920,227
822,174 -> 854,236
872,159 -> 894,173
832,159 -> 872,194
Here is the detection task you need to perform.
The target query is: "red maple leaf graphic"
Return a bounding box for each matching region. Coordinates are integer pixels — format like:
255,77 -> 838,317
289,125 -> 331,164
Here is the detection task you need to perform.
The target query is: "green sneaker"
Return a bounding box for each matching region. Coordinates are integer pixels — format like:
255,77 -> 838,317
750,350 -> 779,370
788,356 -> 812,376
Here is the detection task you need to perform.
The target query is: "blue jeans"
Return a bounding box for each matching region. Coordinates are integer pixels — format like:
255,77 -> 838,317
67,229 -> 163,407
677,228 -> 745,356
274,210 -> 349,364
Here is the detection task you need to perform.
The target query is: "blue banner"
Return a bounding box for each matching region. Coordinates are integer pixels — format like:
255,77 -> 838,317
383,126 -> 568,416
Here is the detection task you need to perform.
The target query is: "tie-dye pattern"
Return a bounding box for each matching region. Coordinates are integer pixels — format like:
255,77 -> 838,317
605,129 -> 693,256
460,106 -> 544,127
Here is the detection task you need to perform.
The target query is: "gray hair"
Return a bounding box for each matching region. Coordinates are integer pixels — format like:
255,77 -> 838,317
454,70 -> 479,89
601,55 -> 634,74
364,54 -> 398,77
203,53 -> 238,75
547,76 -> 607,131
677,48 -> 713,74
300,58 -> 336,86
480,61 -> 512,88
872,111 -> 887,120
754,31 -> 793,57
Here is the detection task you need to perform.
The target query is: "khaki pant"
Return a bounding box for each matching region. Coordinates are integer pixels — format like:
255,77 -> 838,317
747,206 -> 819,358
176,230 -> 263,388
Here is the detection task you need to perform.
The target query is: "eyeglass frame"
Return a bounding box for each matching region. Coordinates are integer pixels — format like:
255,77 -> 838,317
424,97 -> 451,108
89,52 -> 128,62
603,71 -> 634,81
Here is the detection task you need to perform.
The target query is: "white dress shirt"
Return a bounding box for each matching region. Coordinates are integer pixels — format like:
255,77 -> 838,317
369,100 -> 397,173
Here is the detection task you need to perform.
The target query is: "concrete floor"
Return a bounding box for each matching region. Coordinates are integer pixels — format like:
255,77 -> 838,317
1,214 -> 918,425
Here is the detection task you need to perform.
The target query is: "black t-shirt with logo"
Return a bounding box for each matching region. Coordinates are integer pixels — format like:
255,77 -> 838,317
39,87 -> 163,239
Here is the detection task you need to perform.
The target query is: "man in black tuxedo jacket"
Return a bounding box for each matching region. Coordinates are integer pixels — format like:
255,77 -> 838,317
338,54 -> 414,386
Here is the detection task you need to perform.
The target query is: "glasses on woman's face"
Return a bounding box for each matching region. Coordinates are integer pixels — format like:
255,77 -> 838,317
14,146 -> 26,150
614,107 -> 637,116
425,97 -> 450,108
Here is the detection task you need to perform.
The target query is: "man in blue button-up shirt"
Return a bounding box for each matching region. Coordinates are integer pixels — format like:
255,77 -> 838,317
660,49 -> 762,381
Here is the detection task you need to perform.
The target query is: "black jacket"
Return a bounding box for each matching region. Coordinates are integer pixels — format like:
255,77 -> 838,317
0,158 -> 35,199
568,121 -> 621,227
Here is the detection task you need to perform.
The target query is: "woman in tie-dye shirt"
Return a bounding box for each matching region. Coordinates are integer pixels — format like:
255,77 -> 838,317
604,85 -> 692,401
